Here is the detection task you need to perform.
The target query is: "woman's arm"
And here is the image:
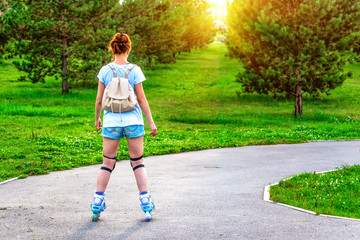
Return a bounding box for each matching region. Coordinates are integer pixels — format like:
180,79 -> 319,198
95,81 -> 105,130
135,83 -> 157,137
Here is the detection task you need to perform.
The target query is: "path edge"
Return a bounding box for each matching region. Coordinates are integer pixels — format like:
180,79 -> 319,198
0,177 -> 19,186
264,169 -> 360,223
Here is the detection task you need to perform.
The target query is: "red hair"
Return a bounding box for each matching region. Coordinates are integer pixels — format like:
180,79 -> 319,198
109,32 -> 131,54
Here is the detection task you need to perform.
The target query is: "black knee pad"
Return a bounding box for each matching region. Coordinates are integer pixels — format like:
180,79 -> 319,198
132,164 -> 145,171
100,166 -> 113,173
130,155 -> 145,171
100,155 -> 117,173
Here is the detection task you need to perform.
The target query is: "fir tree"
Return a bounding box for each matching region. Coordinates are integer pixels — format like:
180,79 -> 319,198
2,0 -> 216,92
226,0 -> 360,116
180,0 -> 216,53
2,0 -> 121,94
119,0 -> 215,65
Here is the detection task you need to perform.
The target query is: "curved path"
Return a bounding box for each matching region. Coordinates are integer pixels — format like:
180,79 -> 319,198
1,140 -> 360,240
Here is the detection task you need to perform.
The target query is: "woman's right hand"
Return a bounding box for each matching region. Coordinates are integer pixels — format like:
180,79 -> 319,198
149,122 -> 157,137
95,118 -> 102,130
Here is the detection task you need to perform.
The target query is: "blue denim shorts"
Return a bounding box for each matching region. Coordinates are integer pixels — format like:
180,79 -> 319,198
101,125 -> 145,140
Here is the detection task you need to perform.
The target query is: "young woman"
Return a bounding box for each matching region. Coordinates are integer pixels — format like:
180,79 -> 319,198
91,32 -> 157,221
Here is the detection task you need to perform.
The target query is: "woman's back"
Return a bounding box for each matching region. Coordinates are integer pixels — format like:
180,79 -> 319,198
98,62 -> 145,90
97,62 -> 146,128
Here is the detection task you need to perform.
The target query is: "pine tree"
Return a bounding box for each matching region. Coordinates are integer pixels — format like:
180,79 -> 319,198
0,5 -> 7,57
0,0 -> 16,58
226,0 -> 360,116
180,0 -> 216,53
2,0 -> 216,92
119,0 -> 216,66
2,0 -> 121,94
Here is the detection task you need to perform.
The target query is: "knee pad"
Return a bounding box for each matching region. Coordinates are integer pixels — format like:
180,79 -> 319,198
130,155 -> 145,171
100,155 -> 117,173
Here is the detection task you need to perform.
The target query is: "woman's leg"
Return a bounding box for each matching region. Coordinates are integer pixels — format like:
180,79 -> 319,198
96,137 -> 120,192
126,136 -> 148,192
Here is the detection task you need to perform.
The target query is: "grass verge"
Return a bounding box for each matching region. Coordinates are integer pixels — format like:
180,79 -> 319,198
270,164 -> 360,219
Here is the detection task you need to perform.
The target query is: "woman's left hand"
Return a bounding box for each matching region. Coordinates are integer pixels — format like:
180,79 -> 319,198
95,118 -> 102,130
149,122 -> 157,137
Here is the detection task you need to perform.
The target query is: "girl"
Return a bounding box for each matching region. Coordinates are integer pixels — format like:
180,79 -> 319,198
91,32 -> 157,221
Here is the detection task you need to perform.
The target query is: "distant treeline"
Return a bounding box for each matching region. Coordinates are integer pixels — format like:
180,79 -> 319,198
0,0 -> 216,93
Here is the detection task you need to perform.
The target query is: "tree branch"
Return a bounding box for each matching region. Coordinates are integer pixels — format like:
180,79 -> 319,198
121,0 -> 156,22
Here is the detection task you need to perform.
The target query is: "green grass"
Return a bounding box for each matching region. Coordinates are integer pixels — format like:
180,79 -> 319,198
0,42 -> 360,181
270,165 -> 360,219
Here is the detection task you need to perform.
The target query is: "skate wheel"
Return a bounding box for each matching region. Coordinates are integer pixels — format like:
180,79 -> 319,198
145,212 -> 152,221
92,213 -> 100,222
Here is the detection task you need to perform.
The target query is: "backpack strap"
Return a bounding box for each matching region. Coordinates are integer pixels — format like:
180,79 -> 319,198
124,64 -> 137,78
109,65 -> 118,78
109,63 -> 137,78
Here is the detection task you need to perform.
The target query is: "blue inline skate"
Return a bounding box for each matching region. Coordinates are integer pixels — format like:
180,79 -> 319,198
139,192 -> 155,221
91,192 -> 106,221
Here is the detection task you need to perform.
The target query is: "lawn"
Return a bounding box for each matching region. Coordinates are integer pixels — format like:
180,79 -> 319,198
270,164 -> 360,219
0,42 -> 359,181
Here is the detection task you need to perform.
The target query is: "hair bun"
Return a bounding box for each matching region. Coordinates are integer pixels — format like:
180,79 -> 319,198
109,32 -> 132,54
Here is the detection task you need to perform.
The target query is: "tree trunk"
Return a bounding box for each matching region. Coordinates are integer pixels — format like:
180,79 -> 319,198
62,35 -> 69,94
294,68 -> 303,117
294,85 -> 302,117
62,77 -> 68,94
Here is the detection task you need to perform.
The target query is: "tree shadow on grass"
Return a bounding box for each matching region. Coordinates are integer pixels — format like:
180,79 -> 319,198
235,92 -> 352,108
146,64 -> 173,71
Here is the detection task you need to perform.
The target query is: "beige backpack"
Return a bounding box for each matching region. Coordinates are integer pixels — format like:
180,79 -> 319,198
102,64 -> 137,118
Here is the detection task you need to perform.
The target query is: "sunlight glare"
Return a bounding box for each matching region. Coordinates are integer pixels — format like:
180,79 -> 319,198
206,0 -> 228,22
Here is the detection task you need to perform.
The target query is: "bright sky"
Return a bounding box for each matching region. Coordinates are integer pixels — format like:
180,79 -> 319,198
206,0 -> 227,21
206,0 -> 228,21
206,0 -> 228,6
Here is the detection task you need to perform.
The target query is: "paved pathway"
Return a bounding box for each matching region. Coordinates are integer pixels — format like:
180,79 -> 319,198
1,140 -> 360,240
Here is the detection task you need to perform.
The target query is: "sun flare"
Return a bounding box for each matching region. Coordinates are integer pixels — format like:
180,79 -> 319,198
206,0 -> 228,21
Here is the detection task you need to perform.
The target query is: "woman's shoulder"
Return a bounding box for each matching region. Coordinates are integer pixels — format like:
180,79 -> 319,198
128,63 -> 142,72
124,62 -> 140,70
99,63 -> 113,74
98,62 -> 142,78
128,64 -> 146,83
107,62 -> 139,72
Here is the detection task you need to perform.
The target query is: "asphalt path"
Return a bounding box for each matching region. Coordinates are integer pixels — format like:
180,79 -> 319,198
1,140 -> 360,240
